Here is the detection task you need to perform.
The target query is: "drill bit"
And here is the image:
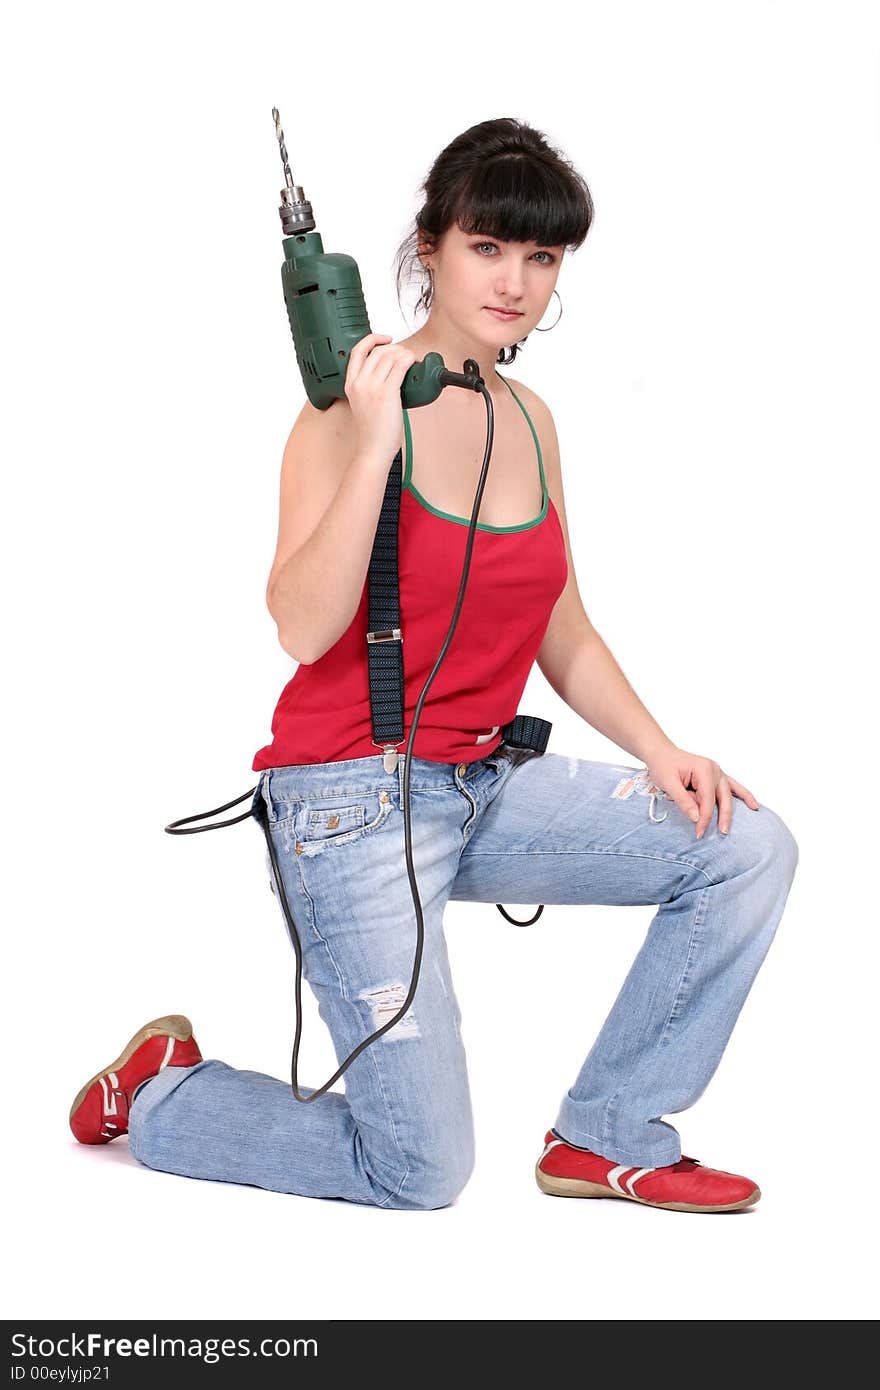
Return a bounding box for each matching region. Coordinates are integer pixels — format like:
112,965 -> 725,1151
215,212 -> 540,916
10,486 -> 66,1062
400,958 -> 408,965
272,107 -> 315,235
272,107 -> 294,192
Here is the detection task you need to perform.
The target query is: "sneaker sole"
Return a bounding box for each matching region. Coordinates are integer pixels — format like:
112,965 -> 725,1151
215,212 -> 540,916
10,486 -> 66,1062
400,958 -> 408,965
69,1014 -> 197,1123
535,1164 -> 761,1212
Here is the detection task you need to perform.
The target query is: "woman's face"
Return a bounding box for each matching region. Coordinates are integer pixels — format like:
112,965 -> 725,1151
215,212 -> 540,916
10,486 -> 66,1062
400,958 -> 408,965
421,222 -> 564,344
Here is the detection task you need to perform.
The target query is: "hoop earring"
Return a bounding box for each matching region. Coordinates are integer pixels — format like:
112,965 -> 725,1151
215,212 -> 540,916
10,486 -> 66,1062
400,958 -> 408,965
534,289 -> 562,332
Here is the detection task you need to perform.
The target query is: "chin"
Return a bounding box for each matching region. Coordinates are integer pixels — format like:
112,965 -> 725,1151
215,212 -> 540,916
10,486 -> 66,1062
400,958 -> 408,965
479,316 -> 526,344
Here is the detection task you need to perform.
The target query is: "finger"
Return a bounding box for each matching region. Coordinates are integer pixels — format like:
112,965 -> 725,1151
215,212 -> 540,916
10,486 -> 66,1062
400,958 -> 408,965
692,767 -> 715,838
666,775 -> 701,826
350,334 -> 393,385
358,337 -> 397,385
378,347 -> 416,386
350,332 -> 390,368
717,775 -> 735,835
354,332 -> 391,356
728,778 -> 760,810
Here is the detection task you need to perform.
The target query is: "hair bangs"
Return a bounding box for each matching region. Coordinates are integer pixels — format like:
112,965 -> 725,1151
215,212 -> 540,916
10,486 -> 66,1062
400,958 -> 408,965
453,157 -> 588,252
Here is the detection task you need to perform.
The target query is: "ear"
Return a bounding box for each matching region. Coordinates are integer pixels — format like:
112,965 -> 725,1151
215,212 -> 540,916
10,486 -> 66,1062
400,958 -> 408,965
416,230 -> 435,274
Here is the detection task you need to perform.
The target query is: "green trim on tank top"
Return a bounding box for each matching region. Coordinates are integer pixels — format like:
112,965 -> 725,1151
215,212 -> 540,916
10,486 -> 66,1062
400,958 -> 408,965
402,375 -> 548,533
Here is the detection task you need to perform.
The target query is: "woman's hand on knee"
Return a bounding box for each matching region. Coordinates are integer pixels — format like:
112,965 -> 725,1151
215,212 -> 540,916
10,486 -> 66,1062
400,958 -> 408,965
644,746 -> 760,839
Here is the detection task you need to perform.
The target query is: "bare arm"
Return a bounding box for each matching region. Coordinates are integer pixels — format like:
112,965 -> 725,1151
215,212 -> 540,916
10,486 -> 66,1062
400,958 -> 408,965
266,401 -> 396,664
545,628 -> 675,764
510,379 -> 676,765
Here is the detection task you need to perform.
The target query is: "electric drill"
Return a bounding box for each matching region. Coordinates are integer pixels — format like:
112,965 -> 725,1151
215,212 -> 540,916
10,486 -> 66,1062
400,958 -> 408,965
271,108 -> 481,409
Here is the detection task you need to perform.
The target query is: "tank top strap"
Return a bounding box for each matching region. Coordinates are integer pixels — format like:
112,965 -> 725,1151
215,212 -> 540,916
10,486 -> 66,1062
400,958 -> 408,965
500,376 -> 546,494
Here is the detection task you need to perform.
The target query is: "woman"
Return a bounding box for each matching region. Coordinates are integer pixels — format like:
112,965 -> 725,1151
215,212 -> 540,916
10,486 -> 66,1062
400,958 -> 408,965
70,118 -> 798,1214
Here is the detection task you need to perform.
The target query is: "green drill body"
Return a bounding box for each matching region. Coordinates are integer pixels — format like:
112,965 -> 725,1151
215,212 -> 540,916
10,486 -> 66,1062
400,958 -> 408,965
280,230 -> 446,411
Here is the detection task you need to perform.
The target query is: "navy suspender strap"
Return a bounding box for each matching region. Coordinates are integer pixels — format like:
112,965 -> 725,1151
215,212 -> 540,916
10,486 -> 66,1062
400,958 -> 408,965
365,447 -> 407,772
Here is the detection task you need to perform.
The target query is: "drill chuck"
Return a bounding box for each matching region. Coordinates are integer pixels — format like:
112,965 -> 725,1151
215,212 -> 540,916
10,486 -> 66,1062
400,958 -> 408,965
278,187 -> 315,237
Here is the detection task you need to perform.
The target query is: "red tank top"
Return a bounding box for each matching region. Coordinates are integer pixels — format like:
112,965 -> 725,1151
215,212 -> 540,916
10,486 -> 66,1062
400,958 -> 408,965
252,378 -> 569,769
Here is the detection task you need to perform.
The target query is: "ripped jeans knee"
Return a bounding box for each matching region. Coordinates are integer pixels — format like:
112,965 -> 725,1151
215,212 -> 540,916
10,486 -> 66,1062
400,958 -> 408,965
610,767 -> 670,822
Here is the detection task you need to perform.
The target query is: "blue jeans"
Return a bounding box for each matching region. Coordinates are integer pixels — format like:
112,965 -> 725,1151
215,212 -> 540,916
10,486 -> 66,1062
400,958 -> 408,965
128,744 -> 798,1210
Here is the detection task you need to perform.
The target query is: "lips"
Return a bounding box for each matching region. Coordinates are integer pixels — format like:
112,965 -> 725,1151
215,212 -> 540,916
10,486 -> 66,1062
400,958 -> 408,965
485,307 -> 523,319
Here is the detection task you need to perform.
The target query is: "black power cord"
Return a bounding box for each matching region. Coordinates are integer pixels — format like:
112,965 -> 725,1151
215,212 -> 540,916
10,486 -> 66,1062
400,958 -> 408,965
166,367 -> 540,1101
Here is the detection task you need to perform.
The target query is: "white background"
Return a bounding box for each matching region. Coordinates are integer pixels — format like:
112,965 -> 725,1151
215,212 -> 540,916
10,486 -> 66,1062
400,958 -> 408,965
4,0 -> 877,1323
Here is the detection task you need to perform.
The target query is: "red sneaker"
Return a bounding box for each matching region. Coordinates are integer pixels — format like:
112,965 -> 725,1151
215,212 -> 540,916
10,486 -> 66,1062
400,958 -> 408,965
69,1014 -> 202,1145
535,1130 -> 760,1212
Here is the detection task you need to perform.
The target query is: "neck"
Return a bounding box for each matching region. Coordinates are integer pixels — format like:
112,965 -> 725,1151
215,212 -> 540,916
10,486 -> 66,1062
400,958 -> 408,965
401,311 -> 518,396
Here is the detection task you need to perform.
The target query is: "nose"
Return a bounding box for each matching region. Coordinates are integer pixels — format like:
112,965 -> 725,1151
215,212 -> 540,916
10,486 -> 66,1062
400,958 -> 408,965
494,257 -> 526,300
496,271 -> 525,299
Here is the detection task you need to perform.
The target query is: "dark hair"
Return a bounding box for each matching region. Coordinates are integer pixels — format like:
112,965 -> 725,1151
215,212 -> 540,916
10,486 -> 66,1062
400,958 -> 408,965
394,117 -> 594,365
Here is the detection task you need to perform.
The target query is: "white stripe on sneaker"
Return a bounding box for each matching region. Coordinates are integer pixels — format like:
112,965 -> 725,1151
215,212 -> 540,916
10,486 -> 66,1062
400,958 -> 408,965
99,1075 -> 118,1117
158,1036 -> 176,1071
539,1138 -> 565,1161
606,1165 -> 630,1194
625,1167 -> 655,1195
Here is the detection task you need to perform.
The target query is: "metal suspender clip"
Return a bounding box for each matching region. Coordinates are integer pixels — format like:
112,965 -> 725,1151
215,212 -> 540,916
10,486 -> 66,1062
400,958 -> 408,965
366,628 -> 404,770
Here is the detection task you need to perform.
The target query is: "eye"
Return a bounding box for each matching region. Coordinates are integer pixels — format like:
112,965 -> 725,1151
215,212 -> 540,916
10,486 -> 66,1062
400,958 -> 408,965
474,241 -> 556,265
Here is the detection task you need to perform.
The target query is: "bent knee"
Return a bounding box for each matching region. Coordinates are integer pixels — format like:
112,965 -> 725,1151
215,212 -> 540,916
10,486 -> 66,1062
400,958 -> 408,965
381,1145 -> 475,1211
404,1169 -> 473,1210
713,798 -> 797,880
750,802 -> 798,876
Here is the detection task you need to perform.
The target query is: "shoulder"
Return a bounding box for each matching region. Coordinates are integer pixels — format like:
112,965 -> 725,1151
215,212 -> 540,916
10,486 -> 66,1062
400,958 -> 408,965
279,394 -> 361,479
501,378 -> 588,628
501,375 -> 546,414
292,393 -> 357,447
501,376 -> 560,474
